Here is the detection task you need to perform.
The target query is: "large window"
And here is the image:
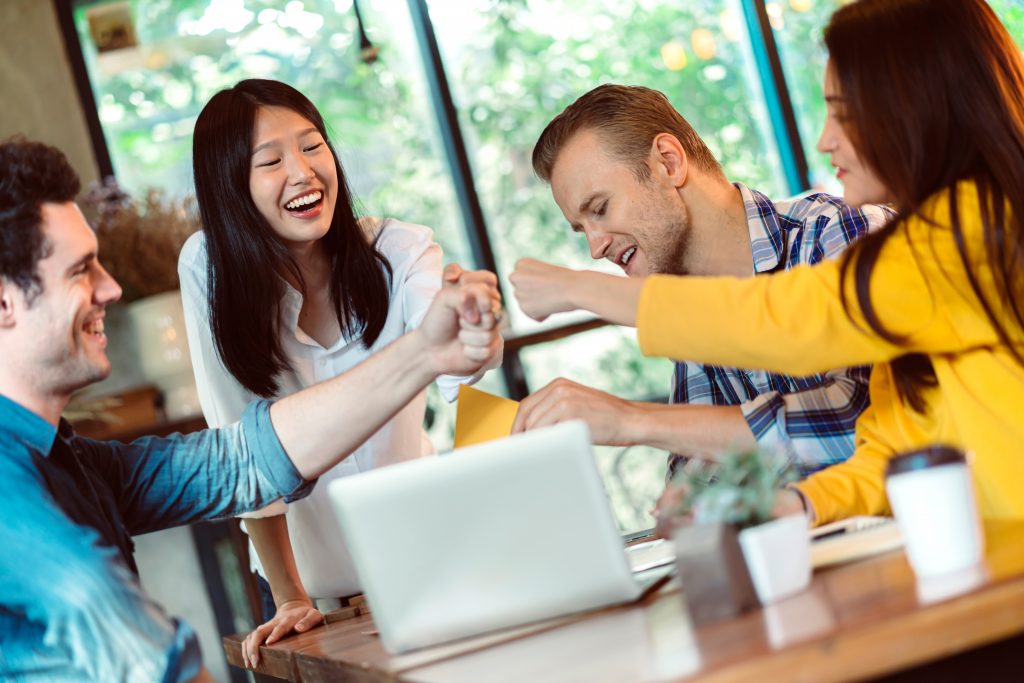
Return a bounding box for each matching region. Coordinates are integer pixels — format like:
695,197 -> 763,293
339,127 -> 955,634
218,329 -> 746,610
772,0 -> 1024,194
72,0 -> 472,266
429,0 -> 786,329
63,0 -> 1024,537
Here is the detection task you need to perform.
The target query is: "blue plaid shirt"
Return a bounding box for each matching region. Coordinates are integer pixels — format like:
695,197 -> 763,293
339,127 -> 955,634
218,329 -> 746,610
0,394 -> 313,682
667,184 -> 894,481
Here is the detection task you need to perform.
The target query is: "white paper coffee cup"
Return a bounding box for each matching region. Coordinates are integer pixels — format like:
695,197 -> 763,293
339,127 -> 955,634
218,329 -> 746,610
885,446 -> 984,579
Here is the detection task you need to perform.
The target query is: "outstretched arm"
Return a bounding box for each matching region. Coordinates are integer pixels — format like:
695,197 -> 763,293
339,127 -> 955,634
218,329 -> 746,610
510,258 -> 644,327
102,273 -> 502,531
272,280 -> 501,479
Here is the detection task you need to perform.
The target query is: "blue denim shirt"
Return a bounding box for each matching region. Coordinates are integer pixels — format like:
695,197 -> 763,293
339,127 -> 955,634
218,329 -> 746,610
0,393 -> 314,681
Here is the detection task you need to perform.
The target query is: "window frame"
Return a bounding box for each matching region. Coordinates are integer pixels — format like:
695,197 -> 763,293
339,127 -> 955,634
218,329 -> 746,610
53,0 -> 810,402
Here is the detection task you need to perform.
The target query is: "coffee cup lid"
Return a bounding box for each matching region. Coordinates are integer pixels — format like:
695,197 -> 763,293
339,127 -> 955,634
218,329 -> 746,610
886,445 -> 965,477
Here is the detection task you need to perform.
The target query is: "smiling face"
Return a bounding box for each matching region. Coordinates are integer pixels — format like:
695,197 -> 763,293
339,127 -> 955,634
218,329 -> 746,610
818,62 -> 891,207
549,129 -> 691,277
10,202 -> 123,396
248,105 -> 339,251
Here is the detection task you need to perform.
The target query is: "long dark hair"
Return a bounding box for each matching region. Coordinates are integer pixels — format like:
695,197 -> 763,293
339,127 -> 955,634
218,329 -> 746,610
828,0 -> 1024,412
192,79 -> 392,397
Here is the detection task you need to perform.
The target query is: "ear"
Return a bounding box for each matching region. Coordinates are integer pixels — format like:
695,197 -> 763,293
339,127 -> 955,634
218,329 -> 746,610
0,280 -> 19,329
649,133 -> 689,189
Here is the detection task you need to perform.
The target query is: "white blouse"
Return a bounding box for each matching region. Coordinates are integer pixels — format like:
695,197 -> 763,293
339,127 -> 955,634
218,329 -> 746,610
178,219 -> 466,598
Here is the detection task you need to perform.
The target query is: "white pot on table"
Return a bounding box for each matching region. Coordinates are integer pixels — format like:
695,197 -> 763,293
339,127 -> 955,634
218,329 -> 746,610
738,514 -> 812,604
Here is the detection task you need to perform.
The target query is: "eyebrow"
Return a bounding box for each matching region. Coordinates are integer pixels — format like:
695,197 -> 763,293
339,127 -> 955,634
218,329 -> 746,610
251,127 -> 320,156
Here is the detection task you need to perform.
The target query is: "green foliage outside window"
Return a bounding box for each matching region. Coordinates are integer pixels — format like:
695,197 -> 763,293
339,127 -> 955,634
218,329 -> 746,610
72,0 -> 1024,535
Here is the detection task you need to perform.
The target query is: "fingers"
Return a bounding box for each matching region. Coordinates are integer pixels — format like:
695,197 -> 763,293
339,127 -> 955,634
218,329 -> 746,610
458,327 -> 496,347
511,379 -> 580,433
244,620 -> 275,668
266,619 -> 293,646
443,263 -> 499,293
453,266 -> 498,288
509,258 -> 566,323
295,609 -> 326,633
443,267 -> 503,329
442,262 -> 464,286
455,282 -> 498,327
243,605 -> 326,667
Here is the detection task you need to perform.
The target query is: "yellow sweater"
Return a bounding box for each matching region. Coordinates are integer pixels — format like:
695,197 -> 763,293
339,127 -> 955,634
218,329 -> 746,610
637,182 -> 1024,524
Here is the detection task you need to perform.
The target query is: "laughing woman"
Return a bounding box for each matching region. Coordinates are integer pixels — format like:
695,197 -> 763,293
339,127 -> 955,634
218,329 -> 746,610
511,0 -> 1024,525
178,79 -> 501,665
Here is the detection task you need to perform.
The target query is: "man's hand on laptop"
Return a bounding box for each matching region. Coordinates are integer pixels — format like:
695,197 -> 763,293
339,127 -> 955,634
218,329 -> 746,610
511,378 -> 640,446
242,598 -> 324,669
416,269 -> 502,377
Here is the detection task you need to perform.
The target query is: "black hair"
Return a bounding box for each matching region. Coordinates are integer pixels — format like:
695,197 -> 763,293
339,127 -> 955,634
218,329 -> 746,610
192,79 -> 392,397
0,137 -> 80,304
828,0 -> 1024,412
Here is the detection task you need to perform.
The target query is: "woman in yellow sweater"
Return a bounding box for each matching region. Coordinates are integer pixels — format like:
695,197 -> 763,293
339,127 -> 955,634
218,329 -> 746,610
510,0 -> 1024,525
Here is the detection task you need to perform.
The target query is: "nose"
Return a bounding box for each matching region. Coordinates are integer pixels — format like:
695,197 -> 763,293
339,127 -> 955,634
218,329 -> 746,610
94,262 -> 122,306
817,120 -> 835,155
286,153 -> 315,185
585,229 -> 613,260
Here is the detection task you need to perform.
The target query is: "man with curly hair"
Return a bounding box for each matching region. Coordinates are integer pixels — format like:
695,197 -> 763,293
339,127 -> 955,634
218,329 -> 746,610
0,138 -> 502,682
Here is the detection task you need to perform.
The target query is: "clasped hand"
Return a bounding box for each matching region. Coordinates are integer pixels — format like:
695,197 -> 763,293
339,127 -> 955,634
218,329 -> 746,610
417,264 -> 504,377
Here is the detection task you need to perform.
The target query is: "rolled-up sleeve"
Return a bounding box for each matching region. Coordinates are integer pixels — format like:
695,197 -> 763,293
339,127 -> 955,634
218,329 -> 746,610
90,399 -> 315,536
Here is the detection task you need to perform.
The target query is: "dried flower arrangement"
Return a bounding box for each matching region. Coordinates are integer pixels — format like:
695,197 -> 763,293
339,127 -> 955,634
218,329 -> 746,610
78,178 -> 201,303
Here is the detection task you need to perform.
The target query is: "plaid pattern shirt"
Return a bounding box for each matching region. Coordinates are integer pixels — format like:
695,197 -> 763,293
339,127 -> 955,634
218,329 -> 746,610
667,184 -> 894,482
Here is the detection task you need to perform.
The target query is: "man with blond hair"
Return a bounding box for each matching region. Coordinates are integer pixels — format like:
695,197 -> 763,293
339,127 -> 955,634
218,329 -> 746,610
511,84 -> 891,493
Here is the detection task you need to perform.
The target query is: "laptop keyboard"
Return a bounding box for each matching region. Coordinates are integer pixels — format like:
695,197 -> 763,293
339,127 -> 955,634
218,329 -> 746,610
625,538 -> 675,573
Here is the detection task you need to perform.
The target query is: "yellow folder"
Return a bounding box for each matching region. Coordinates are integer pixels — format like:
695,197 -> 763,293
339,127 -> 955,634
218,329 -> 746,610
453,385 -> 520,448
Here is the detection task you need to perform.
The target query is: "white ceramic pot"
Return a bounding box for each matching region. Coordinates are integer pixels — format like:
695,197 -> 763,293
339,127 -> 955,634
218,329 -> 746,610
738,514 -> 812,604
127,290 -> 200,420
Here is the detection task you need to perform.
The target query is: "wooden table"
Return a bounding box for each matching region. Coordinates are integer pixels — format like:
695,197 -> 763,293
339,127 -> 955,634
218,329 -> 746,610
224,521 -> 1024,682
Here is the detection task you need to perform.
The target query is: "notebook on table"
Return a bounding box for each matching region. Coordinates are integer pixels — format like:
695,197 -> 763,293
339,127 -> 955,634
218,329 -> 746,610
810,515 -> 904,568
327,420 -> 669,654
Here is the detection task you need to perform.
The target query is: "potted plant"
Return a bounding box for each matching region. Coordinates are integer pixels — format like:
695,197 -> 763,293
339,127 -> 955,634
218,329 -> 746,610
666,450 -> 811,623
78,178 -> 201,419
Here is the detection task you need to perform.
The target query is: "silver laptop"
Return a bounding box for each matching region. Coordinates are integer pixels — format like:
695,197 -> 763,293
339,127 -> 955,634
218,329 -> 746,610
327,420 -> 670,654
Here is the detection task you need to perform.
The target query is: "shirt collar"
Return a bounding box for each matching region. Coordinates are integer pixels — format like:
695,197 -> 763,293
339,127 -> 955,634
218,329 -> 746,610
279,281 -> 357,351
0,392 -> 60,456
735,182 -> 786,274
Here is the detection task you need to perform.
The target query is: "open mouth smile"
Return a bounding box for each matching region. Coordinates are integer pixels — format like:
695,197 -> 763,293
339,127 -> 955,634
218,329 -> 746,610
617,246 -> 637,269
284,190 -> 324,216
82,316 -> 107,346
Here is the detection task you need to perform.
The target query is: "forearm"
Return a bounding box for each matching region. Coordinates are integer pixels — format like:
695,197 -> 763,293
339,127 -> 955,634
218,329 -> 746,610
630,402 -> 756,458
568,271 -> 646,327
272,330 -> 438,479
245,515 -> 308,605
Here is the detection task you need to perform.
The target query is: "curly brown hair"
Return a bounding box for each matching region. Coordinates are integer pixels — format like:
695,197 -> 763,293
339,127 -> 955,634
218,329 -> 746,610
0,137 -> 80,304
